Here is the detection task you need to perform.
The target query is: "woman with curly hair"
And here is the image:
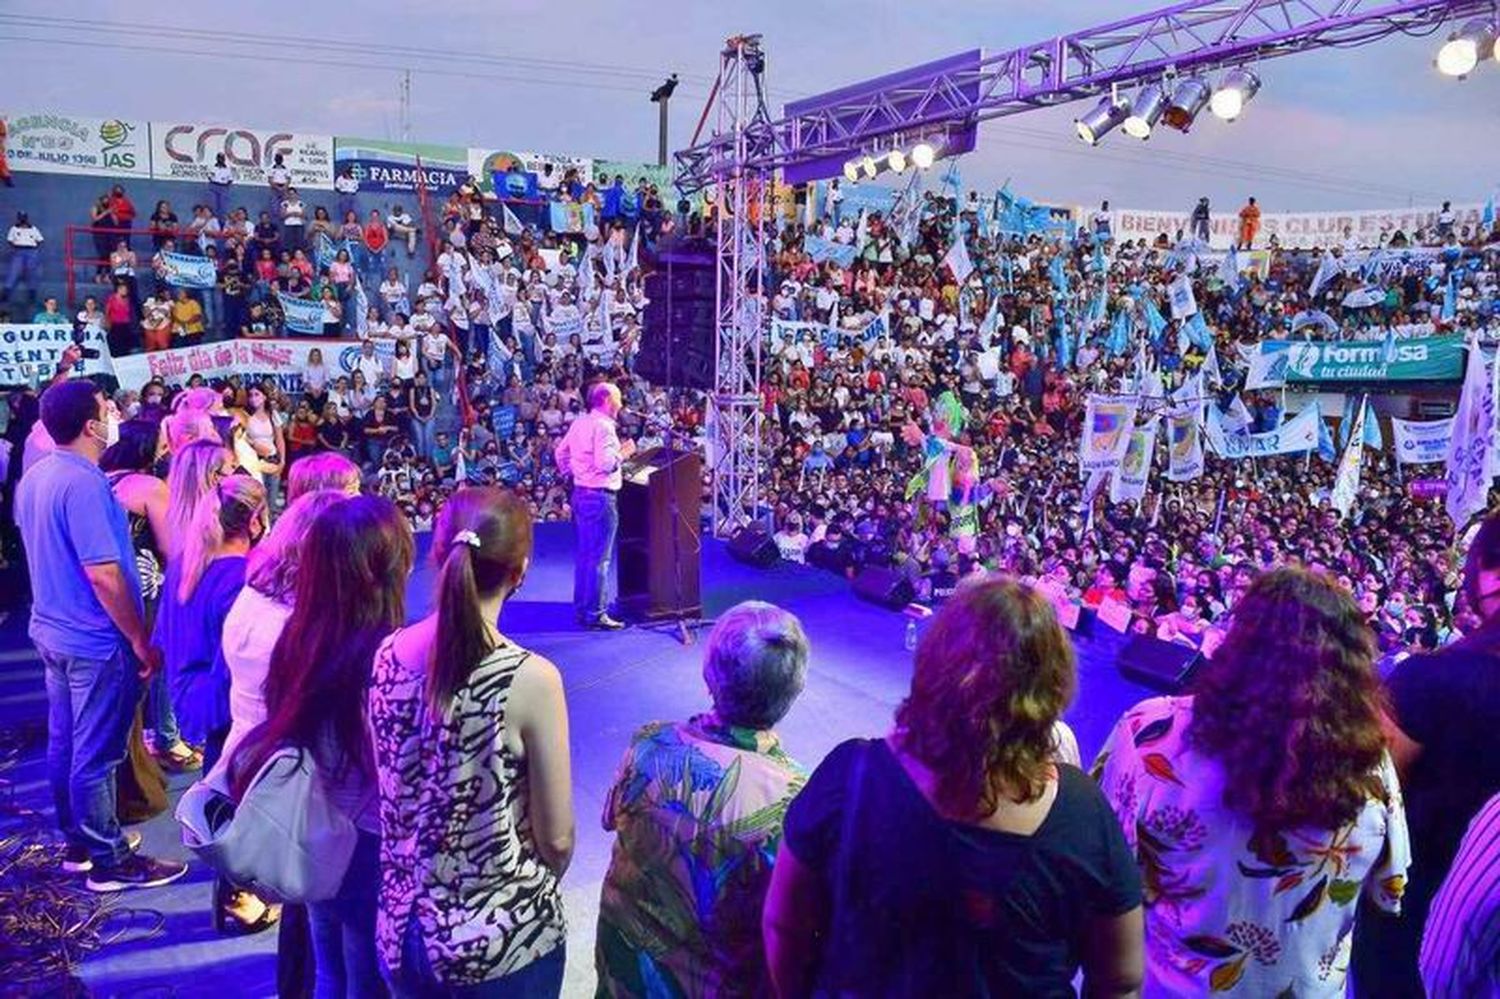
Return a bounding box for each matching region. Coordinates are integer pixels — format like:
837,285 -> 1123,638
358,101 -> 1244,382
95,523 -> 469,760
1094,566 -> 1409,997
764,578 -> 1143,996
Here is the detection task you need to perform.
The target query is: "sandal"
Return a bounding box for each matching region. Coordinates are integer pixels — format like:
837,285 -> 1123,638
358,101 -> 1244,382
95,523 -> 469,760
153,742 -> 204,773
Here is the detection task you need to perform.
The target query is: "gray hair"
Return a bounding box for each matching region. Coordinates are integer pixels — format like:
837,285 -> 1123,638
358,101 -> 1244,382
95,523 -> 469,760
702,601 -> 810,730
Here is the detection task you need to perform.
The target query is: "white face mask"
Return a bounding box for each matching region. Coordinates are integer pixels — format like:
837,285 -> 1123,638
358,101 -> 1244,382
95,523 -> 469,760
94,413 -> 120,449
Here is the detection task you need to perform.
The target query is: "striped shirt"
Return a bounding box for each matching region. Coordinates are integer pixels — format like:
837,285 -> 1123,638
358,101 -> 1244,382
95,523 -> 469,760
1422,791 -> 1500,997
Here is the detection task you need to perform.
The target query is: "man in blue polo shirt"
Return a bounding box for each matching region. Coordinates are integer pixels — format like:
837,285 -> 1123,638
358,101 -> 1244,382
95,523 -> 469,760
15,379 -> 186,893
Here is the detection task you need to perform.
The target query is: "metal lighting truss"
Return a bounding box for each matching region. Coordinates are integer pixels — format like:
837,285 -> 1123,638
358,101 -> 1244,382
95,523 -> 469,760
683,0 -> 1486,533
708,35 -> 777,536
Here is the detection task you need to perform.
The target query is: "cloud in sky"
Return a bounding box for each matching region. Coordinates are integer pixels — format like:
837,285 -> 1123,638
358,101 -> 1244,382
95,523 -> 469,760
1,0 -> 1494,210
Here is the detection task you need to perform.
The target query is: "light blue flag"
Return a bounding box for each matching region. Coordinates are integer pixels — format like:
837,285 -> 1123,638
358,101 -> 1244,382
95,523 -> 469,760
1185,311 -> 1213,351
353,276 -> 370,337
1086,288 -> 1108,328
1484,196 -> 1496,229
1048,254 -> 1069,297
1362,400 -> 1384,450
804,233 -> 858,268
278,292 -> 324,335
1317,409 -> 1337,462
942,160 -> 962,200
1056,318 -> 1074,372
1107,309 -> 1131,357
1092,242 -> 1107,274
1338,393 -> 1357,448
160,251 -> 218,289
1442,273 -> 1459,322
959,286 -> 973,328
1143,297 -> 1167,344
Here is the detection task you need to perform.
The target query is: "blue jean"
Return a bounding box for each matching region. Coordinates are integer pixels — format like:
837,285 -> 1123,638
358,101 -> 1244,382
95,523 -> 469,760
410,418 -> 435,461
200,289 -> 222,339
143,666 -> 181,748
572,487 -> 617,622
39,642 -> 140,867
309,831 -> 383,999
388,917 -> 564,999
4,247 -> 40,294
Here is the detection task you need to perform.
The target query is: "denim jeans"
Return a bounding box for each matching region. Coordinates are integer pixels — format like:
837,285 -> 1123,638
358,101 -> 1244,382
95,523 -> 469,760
410,418 -> 435,461
572,487 -> 617,622
39,642 -> 140,867
388,917 -> 564,999
309,831 -> 383,999
3,247 -> 41,296
200,289 -> 222,339
143,666 -> 181,748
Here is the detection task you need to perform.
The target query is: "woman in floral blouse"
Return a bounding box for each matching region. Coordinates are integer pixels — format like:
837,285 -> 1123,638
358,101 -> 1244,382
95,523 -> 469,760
595,601 -> 810,997
1094,566 -> 1410,996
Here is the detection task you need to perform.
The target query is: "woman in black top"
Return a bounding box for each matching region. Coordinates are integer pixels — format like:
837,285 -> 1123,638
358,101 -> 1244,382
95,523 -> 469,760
408,369 -> 437,461
361,394 -> 400,466
764,578 -> 1143,997
316,402 -> 351,454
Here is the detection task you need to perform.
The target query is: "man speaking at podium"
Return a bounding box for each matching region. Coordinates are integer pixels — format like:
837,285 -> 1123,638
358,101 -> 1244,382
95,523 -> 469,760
555,381 -> 635,630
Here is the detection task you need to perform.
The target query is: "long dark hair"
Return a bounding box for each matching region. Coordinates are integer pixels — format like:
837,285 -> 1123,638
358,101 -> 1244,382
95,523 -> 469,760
100,418 -> 160,474
230,496 -> 413,796
428,487 -> 532,716
1188,566 -> 1386,830
1461,513 -> 1500,645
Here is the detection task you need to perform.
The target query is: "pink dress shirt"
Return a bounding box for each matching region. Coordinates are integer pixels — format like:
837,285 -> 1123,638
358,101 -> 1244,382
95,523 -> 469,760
554,410 -> 624,490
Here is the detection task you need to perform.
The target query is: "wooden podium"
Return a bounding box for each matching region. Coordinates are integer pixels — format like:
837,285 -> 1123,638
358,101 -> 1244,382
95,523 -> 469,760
617,447 -> 702,620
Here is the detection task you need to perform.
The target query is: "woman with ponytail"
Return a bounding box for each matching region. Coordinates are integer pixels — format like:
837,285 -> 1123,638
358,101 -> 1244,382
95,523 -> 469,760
230,495 -> 413,996
371,487 -> 573,996
152,472 -> 266,777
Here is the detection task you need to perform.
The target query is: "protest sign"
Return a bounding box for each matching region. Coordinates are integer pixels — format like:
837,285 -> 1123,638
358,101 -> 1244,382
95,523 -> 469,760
1391,416 -> 1453,465
0,324 -> 113,385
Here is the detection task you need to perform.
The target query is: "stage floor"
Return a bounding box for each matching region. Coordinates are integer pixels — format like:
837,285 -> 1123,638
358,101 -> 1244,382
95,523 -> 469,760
0,524 -> 1154,997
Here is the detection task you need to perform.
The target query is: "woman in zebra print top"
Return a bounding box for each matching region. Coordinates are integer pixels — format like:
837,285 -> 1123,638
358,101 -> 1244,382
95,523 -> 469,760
371,487 -> 574,996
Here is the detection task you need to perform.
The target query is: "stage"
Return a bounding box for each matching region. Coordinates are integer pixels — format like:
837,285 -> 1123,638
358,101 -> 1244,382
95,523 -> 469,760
0,524 -> 1155,996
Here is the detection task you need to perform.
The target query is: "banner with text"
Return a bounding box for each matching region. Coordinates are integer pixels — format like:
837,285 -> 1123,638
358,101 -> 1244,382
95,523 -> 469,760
469,148 -> 593,196
0,324 -> 114,385
151,122 -> 334,189
277,293 -> 326,335
112,337 -> 392,393
1255,336 -> 1464,384
1391,416 -> 1453,465
1080,395 -> 1139,473
1206,404 -> 1321,459
3,112 -> 149,177
1106,204 -> 1487,250
333,137 -> 468,193
160,252 -> 218,289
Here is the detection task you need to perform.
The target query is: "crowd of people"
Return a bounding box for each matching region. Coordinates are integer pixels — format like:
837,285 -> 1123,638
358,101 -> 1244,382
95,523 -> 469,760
754,184 -> 1500,655
15,359 -> 1500,994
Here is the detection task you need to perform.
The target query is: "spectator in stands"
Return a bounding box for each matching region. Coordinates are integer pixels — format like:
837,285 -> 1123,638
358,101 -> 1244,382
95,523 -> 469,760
765,578 -> 1143,995
334,165 -> 360,219
2,210 -> 43,303
1191,196 -> 1211,242
1237,196 -> 1261,249
207,153 -> 233,219
103,282 -> 135,357
108,184 -> 137,250
280,186 -> 305,253
388,203 -> 418,258
170,287 -> 205,342
148,201 -> 178,251
372,488 -> 571,995
1096,566 -> 1407,995
597,600 -> 809,997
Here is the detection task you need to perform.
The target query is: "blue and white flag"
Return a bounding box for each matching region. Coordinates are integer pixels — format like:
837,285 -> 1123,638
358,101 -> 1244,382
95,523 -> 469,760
1317,407 -> 1338,462
501,202 -> 525,236
352,277 -> 370,338
1184,312 -> 1213,351
1342,286 -> 1385,309
1086,288 -> 1108,329
548,202 -> 595,234
1361,399 -> 1383,450
1218,247 -> 1243,289
1047,254 -> 1069,297
1444,342 -> 1494,528
1309,251 -> 1341,299
1168,274 -> 1198,320
1483,196 -> 1496,231
942,232 -> 974,284
1142,297 -> 1167,344
1201,342 -> 1223,386
160,252 -> 218,289
1290,310 -> 1339,336
278,292 -> 324,335
805,232 -> 858,268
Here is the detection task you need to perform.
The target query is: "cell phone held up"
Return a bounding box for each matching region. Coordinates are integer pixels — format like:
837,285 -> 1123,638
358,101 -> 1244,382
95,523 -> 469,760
71,325 -> 101,359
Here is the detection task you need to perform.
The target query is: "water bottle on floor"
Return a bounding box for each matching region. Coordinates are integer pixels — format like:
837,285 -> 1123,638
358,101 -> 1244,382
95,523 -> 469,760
904,619 -> 918,652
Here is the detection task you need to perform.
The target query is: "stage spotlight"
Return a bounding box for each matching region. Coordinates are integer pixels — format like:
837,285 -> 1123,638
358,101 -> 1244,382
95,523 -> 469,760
1437,19 -> 1496,77
1123,83 -> 1168,139
887,148 -> 908,173
842,160 -> 859,182
911,142 -> 936,169
859,155 -> 878,179
1161,77 -> 1211,132
1074,96 -> 1129,145
1210,67 -> 1260,121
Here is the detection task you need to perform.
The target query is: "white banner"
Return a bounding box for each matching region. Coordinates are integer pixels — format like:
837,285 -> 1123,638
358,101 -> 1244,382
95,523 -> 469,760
1079,395 -> 1139,474
1110,419 -> 1158,504
0,324 -> 114,385
1165,406 -> 1204,482
160,252 -> 218,289
1107,203 -> 1487,250
1392,416 -> 1454,465
151,122 -> 334,189
1168,274 -> 1198,320
3,112 -> 149,177
277,293 -> 325,335
112,337 -> 387,393
1205,405 -> 1321,459
468,148 -> 594,193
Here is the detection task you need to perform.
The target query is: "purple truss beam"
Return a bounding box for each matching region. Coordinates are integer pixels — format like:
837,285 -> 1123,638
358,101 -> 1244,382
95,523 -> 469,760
675,0 -> 1489,192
